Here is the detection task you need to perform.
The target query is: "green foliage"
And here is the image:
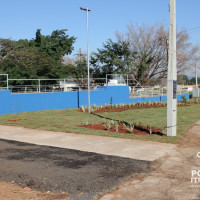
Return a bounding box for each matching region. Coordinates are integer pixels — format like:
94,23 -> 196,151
181,96 -> 188,103
177,74 -> 189,85
29,29 -> 76,61
189,77 -> 200,85
127,123 -> 134,133
110,97 -> 113,106
0,29 -> 76,80
90,39 -> 133,78
82,120 -> 89,126
114,122 -> 119,132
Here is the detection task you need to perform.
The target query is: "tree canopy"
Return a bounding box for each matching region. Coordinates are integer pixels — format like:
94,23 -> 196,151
0,29 -> 76,79
91,23 -> 199,85
90,39 -> 133,78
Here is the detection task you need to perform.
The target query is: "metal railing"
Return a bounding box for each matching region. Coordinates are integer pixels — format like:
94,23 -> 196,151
130,86 -> 188,98
0,75 -> 189,98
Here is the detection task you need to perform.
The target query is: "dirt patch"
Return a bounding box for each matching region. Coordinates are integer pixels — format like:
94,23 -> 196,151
78,123 -> 163,136
78,102 -> 196,114
8,119 -> 24,122
0,182 -> 69,200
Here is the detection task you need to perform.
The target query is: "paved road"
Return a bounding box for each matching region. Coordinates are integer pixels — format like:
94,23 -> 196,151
0,139 -> 150,200
0,125 -> 175,161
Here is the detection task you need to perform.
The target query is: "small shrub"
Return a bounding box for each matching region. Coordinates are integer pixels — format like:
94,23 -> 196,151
110,120 -> 115,125
122,123 -> 127,129
82,120 -> 89,126
107,121 -> 112,130
149,127 -> 152,134
80,106 -> 86,112
110,97 -> 113,106
181,96 -> 187,103
115,122 -> 119,132
128,123 -> 134,133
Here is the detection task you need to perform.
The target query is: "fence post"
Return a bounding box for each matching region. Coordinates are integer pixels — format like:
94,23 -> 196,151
38,79 -> 41,93
6,74 -> 8,90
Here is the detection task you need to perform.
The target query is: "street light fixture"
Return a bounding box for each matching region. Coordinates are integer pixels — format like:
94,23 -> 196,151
80,7 -> 91,112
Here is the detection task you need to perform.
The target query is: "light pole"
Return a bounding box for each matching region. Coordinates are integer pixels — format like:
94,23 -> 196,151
167,0 -> 177,136
80,7 -> 91,111
195,62 -> 198,88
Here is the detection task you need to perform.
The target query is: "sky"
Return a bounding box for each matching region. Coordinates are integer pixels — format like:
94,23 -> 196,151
0,0 -> 200,57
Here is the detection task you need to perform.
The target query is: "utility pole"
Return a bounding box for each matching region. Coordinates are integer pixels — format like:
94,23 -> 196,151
167,0 -> 177,137
193,61 -> 199,101
195,62 -> 198,88
80,7 -> 91,111
75,48 -> 86,61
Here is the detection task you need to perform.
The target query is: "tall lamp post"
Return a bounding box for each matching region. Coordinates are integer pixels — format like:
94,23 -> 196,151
80,7 -> 91,111
167,0 -> 177,136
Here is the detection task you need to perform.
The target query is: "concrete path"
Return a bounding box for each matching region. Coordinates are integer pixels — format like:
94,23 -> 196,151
0,125 -> 175,161
97,121 -> 200,200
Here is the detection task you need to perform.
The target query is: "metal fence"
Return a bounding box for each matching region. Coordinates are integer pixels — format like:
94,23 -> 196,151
129,86 -> 188,98
0,74 -> 189,98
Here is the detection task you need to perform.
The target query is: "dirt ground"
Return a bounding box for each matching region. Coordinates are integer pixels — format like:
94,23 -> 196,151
0,182 -> 70,200
96,122 -> 200,200
0,139 -> 150,200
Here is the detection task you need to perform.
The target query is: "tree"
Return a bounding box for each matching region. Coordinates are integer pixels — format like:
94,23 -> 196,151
0,39 -> 23,62
0,47 -> 59,79
29,29 -> 76,62
189,77 -> 200,85
58,59 -> 88,80
90,39 -> 133,78
116,23 -> 199,85
0,29 -> 76,79
177,74 -> 189,85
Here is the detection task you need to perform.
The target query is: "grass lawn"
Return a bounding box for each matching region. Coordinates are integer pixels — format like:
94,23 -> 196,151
0,104 -> 199,144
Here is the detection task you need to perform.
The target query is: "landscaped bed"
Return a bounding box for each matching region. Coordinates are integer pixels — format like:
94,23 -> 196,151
78,101 -> 199,113
0,99 -> 199,144
78,122 -> 163,136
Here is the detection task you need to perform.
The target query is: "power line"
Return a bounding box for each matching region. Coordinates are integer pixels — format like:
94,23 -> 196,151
188,26 -> 200,34
188,26 -> 200,31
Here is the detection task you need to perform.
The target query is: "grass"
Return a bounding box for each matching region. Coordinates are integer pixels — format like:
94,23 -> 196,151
0,103 -> 199,144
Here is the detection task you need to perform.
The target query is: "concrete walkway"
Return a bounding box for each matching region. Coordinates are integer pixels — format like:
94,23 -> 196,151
0,125 -> 175,161
97,121 -> 200,200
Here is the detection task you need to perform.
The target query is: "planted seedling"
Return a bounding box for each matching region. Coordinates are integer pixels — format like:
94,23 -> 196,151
149,127 -> 152,134
128,123 -> 134,133
107,121 -> 112,130
122,123 -> 127,129
82,120 -> 89,126
138,121 -> 142,128
80,106 -> 86,112
110,97 -> 113,107
115,122 -> 119,132
110,120 -> 115,125
181,96 -> 187,104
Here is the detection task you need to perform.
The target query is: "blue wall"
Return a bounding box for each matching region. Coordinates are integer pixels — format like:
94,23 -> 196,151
0,86 -> 189,115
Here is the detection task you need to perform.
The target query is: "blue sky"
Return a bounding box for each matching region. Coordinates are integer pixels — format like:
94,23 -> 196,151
0,0 -> 200,56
